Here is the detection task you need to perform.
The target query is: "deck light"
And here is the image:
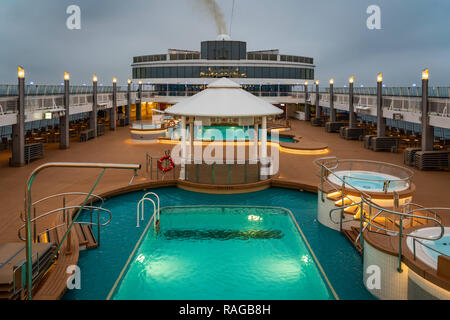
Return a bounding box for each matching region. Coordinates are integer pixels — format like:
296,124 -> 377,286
422,68 -> 429,80
93,74 -> 98,82
113,77 -> 117,83
128,79 -> 132,85
315,80 -> 319,85
349,76 -> 354,84
18,66 -> 25,78
304,81 -> 308,86
64,72 -> 70,81
329,78 -> 334,85
377,73 -> 383,82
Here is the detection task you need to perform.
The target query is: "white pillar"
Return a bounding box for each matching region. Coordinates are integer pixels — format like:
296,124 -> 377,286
180,116 -> 186,180
253,122 -> 259,163
261,116 -> 268,159
189,119 -> 194,161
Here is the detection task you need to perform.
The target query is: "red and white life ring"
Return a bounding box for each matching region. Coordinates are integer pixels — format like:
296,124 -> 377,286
158,156 -> 175,173
168,120 -> 176,127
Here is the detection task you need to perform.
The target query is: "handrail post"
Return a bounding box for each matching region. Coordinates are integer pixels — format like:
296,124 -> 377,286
397,217 -> 403,273
359,199 -> 364,250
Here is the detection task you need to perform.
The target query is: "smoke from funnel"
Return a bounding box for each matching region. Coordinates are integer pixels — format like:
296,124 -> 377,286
197,0 -> 227,35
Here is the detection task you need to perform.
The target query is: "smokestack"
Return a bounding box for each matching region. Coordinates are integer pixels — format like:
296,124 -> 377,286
197,0 -> 227,35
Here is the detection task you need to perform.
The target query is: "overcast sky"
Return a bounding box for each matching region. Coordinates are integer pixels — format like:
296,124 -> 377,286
0,0 -> 449,86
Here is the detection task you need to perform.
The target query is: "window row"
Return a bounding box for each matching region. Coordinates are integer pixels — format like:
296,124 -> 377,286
132,66 -> 314,80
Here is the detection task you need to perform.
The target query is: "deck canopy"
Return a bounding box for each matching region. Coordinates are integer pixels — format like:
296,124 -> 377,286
166,78 -> 283,118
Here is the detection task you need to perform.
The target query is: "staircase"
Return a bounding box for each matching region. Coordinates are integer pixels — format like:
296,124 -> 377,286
0,242 -> 57,300
74,224 -> 98,251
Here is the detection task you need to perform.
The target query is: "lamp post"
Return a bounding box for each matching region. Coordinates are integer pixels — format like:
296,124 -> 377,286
137,80 -> 142,121
110,77 -> 117,130
11,66 -> 25,166
126,79 -> 131,125
60,72 -> 70,149
376,73 -> 386,137
91,74 -> 98,137
315,80 -> 320,120
304,81 -> 310,121
349,76 -> 356,128
329,78 -> 336,122
421,69 -> 433,151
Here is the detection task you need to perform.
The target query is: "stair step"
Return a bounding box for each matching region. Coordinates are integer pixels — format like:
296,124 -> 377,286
334,198 -> 353,207
82,225 -> 98,250
326,191 -> 342,201
344,205 -> 359,214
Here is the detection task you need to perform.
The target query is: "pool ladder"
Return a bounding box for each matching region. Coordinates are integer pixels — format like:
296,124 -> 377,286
137,192 -> 160,231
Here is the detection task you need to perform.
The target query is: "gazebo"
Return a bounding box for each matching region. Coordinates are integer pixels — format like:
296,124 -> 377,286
166,78 -> 283,180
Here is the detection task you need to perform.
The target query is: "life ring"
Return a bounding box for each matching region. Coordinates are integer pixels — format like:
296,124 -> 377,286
168,120 -> 176,127
158,156 -> 175,173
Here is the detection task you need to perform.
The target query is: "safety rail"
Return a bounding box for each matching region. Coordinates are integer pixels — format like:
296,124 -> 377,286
412,238 -> 450,262
21,162 -> 141,300
136,192 -> 160,230
316,156 -> 447,273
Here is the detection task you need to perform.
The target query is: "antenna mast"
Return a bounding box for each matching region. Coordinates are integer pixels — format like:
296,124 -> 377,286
229,0 -> 236,37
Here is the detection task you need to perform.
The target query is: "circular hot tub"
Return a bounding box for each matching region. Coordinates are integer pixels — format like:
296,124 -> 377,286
327,170 -> 410,192
406,227 -> 450,270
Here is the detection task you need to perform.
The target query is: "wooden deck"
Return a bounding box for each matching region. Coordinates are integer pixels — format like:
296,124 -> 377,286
0,119 -> 448,299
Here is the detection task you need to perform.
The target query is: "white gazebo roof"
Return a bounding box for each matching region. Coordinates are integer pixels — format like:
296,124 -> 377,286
165,78 -> 283,118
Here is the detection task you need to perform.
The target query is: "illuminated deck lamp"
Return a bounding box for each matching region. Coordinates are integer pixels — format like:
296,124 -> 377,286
329,78 -> 334,85
64,72 -> 70,81
18,66 -> 25,78
93,74 -> 98,83
315,80 -> 319,86
349,76 -> 354,84
377,73 -> 383,83
422,68 -> 429,80
128,78 -> 132,85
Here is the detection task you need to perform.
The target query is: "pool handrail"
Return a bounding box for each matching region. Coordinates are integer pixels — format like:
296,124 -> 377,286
137,192 -> 160,229
23,162 -> 141,300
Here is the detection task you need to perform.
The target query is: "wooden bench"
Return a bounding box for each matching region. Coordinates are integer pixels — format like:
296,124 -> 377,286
80,129 -> 94,142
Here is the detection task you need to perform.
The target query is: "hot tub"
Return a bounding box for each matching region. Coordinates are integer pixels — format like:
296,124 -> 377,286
327,170 -> 409,192
406,227 -> 450,270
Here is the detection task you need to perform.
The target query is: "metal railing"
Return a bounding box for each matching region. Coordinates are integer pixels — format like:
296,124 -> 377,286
21,162 -> 141,300
315,156 -> 447,273
136,192 -> 160,229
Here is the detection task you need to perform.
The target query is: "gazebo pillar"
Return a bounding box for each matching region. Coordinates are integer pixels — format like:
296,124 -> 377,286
253,122 -> 259,162
180,116 -> 187,180
189,118 -> 194,161
261,116 -> 268,159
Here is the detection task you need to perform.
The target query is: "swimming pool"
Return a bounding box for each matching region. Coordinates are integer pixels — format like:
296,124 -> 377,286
63,187 -> 373,300
328,170 -> 409,192
406,227 -> 450,270
168,126 -> 295,143
110,206 -> 335,300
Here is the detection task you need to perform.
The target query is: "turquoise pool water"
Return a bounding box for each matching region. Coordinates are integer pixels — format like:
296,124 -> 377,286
112,206 -> 333,300
167,126 -> 295,143
423,235 -> 450,261
63,187 -> 374,300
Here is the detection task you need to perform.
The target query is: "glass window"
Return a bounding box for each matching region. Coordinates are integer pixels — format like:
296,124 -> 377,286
254,67 -> 262,78
247,66 -> 254,78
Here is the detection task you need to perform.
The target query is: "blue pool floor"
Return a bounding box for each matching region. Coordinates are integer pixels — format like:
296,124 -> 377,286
63,187 -> 374,300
